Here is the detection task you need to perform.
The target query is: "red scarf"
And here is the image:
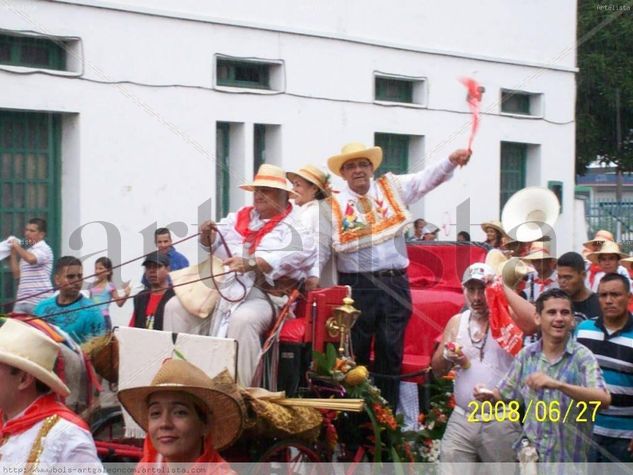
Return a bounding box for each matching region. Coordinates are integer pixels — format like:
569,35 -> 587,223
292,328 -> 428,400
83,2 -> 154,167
535,277 -> 554,289
0,393 -> 88,438
485,283 -> 524,356
234,203 -> 292,252
588,263 -> 601,288
136,435 -> 233,475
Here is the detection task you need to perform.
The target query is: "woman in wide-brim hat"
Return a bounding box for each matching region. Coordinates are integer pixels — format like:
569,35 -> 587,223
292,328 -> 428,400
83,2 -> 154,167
481,220 -> 509,250
286,165 -> 334,291
118,359 -> 244,470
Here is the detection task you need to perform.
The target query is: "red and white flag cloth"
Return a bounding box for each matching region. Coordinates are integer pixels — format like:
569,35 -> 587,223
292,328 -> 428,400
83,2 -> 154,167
460,77 -> 483,152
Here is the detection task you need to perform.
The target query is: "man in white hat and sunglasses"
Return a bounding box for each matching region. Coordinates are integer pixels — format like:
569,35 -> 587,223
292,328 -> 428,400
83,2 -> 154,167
199,164 -> 315,387
324,142 -> 471,407
0,318 -> 101,465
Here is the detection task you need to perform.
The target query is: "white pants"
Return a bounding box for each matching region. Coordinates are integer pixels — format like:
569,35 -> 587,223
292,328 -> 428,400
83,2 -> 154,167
227,287 -> 274,387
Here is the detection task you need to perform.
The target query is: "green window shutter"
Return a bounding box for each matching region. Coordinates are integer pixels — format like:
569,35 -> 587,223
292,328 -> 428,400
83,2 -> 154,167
0,111 -> 61,311
500,142 -> 527,209
254,124 -> 266,170
215,123 -> 230,218
0,34 -> 65,71
374,133 -> 409,176
501,91 -> 530,115
217,59 -> 270,89
375,77 -> 413,103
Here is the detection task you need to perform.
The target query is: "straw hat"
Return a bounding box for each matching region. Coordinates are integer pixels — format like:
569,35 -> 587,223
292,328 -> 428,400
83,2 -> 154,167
240,164 -> 298,197
327,143 -> 382,177
480,220 -> 508,237
521,242 -> 556,262
0,318 -> 70,397
620,256 -> 633,270
587,241 -> 627,264
118,359 -> 245,451
286,165 -> 330,195
583,229 -> 615,248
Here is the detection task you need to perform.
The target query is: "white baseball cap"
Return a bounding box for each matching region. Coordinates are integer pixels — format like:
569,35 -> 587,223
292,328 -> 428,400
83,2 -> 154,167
462,263 -> 495,286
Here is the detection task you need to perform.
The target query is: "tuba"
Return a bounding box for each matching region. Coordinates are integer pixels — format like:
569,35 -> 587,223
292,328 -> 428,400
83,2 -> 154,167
501,187 -> 560,243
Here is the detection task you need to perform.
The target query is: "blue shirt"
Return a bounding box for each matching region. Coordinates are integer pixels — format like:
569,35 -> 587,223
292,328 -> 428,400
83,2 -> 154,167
576,315 -> 633,439
33,295 -> 106,344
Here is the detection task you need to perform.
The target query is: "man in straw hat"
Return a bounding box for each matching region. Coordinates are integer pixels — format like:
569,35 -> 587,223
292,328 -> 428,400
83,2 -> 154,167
324,142 -> 471,407
0,318 -> 101,464
432,263 -> 522,462
586,240 -> 631,293
475,288 -> 610,463
118,358 -> 244,466
199,164 -> 315,387
521,241 -> 559,303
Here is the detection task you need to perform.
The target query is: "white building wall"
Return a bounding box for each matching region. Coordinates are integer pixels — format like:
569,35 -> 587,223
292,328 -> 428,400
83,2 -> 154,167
0,0 -> 577,323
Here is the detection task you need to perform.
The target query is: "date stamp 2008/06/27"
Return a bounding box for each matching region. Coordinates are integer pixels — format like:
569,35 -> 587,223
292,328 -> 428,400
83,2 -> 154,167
467,400 -> 602,424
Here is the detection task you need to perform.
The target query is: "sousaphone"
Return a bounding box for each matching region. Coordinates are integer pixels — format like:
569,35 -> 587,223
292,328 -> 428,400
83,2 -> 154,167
501,187 -> 560,242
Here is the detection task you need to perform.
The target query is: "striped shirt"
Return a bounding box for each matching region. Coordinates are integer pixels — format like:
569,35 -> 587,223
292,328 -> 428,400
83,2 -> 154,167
15,240 -> 53,308
497,337 -> 607,463
576,315 -> 633,439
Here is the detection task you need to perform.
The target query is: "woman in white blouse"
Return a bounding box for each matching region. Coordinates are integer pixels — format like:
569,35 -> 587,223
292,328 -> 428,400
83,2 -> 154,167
287,165 -> 335,291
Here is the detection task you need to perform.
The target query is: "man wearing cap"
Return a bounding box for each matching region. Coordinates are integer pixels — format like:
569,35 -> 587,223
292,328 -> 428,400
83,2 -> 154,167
325,142 -> 471,406
199,164 -> 315,387
33,256 -> 105,344
140,227 -> 189,288
130,251 -> 175,330
431,263 -> 522,462
0,318 -> 101,464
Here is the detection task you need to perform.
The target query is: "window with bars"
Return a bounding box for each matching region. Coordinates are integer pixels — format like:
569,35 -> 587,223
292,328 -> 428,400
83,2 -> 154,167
500,142 -> 527,209
0,111 -> 60,311
375,77 -> 414,103
0,34 -> 66,71
500,90 -> 542,116
216,123 -> 230,218
217,59 -> 270,89
374,133 -> 410,176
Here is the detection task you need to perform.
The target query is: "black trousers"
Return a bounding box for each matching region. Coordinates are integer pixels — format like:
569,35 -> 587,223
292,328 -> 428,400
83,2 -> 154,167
338,271 -> 411,408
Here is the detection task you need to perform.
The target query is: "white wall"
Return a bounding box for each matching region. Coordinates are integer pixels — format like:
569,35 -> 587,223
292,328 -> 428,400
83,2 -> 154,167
0,0 -> 577,324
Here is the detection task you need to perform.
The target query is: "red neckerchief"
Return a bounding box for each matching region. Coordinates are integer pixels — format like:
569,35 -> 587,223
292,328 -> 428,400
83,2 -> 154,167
485,283 -> 523,356
588,263 -> 601,288
136,434 -> 233,475
234,203 -> 292,252
535,277 -> 553,289
0,393 -> 88,438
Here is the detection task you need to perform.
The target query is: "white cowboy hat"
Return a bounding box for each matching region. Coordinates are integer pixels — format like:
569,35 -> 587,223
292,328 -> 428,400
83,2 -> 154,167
587,241 -> 627,263
521,241 -> 557,262
118,359 -> 245,451
327,142 -> 382,177
286,164 -> 330,195
240,164 -> 298,197
0,318 -> 70,396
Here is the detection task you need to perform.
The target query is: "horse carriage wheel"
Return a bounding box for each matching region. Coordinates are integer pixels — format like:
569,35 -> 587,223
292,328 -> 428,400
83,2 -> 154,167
252,439 -> 328,475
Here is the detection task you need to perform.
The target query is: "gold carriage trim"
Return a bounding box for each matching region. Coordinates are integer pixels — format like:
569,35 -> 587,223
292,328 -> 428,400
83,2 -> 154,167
330,174 -> 411,252
25,414 -> 60,474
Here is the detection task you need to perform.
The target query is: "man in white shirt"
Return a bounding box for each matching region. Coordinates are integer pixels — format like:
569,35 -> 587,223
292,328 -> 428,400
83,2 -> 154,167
199,164 -> 316,387
9,218 -> 53,313
324,142 -> 471,407
0,318 -> 101,466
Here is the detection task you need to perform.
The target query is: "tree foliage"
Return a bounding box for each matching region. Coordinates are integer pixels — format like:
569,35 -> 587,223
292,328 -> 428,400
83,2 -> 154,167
576,0 -> 633,174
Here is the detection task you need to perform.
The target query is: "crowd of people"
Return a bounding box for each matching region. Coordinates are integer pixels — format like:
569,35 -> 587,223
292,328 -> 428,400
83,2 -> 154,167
1,140 -> 632,467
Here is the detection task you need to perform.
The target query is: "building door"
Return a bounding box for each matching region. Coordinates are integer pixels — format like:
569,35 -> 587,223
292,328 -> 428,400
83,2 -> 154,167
0,111 -> 60,311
